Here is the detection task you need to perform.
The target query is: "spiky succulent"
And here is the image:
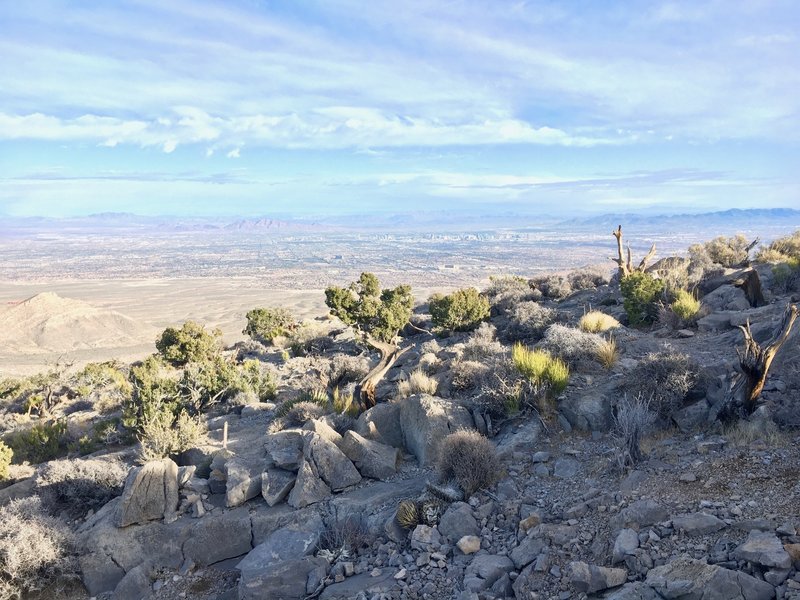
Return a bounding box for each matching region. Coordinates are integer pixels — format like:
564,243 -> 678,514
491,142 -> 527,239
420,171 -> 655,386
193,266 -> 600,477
396,500 -> 420,529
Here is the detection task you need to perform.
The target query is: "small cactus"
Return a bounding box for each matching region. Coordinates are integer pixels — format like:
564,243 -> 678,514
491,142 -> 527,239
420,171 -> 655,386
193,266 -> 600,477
395,500 -> 419,529
420,499 -> 442,526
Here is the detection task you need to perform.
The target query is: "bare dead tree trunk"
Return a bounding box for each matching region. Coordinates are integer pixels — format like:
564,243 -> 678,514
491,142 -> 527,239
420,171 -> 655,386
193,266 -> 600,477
355,337 -> 411,410
698,268 -> 766,307
610,226 -> 657,278
712,303 -> 798,421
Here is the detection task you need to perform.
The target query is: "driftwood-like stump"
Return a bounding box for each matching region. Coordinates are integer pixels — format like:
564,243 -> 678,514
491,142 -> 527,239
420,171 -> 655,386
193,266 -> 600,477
698,268 -> 766,308
610,226 -> 657,279
712,303 -> 799,421
355,337 -> 410,410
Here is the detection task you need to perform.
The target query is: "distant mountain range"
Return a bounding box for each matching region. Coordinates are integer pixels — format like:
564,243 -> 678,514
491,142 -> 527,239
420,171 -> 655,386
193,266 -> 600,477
561,208 -> 800,229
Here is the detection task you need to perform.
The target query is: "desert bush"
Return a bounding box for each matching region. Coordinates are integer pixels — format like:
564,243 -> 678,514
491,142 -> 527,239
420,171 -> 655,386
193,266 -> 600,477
512,343 -> 569,395
568,266 -> 611,290
282,400 -> 327,429
530,274 -> 572,300
429,288 -> 490,332
621,351 -> 699,419
461,322 -> 505,361
331,387 -> 359,417
757,230 -> 800,261
475,358 -> 525,418
772,259 -> 800,293
541,324 -> 605,367
504,301 -> 560,342
3,420 -> 69,465
397,370 -> 438,398
0,442 -> 11,481
124,355 -> 179,433
670,289 -> 701,322
724,418 -> 787,448
139,409 -> 205,462
243,307 -> 297,344
620,271 -> 664,326
0,497 -> 75,600
419,352 -> 441,373
613,394 -> 655,469
578,310 -> 620,333
449,360 -> 490,392
689,234 -> 753,269
35,458 -> 128,518
435,430 -> 501,497
317,512 -> 369,560
75,361 -> 132,413
179,356 -> 241,412
420,339 -> 442,355
231,359 -> 277,402
285,322 -> 334,356
156,321 -> 222,366
595,337 -> 618,369
329,355 -> 370,387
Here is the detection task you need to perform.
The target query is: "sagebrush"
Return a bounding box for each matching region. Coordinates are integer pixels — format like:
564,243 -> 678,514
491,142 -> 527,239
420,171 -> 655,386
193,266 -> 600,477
435,429 -> 502,497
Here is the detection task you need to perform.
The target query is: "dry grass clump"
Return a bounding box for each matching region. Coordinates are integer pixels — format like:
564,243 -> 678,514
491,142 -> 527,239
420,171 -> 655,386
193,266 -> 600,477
613,394 -> 655,470
620,351 -> 699,419
483,275 -> 536,312
670,289 -> 701,322
568,266 -> 611,290
420,339 -> 442,355
529,274 -> 572,300
595,337 -> 618,369
460,323 -> 504,361
419,352 -> 441,373
578,311 -> 620,333
331,387 -> 359,417
139,410 -> 206,462
0,497 -> 75,600
757,230 -> 800,262
449,360 -> 490,392
283,399 -> 327,426
504,302 -> 560,342
724,419 -> 788,449
435,429 -> 502,497
329,355 -> 370,387
541,324 -> 605,367
398,369 -> 438,398
35,458 -> 128,518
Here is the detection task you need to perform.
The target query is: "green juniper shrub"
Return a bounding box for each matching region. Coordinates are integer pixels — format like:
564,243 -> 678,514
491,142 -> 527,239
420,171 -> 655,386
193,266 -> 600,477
243,307 -> 297,344
428,288 -> 490,332
620,271 -> 664,326
3,420 -> 69,465
156,321 -> 222,366
0,442 -> 11,481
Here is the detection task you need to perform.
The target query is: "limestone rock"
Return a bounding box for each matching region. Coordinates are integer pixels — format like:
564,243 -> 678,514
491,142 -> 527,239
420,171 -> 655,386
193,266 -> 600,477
115,458 -> 179,528
182,507 -> 252,566
265,430 -> 304,471
457,535 -> 481,555
399,394 -> 474,466
569,561 -> 627,594
225,457 -> 265,508
672,512 -> 728,536
261,468 -> 296,507
304,433 -> 361,491
237,513 -> 325,576
410,525 -> 442,551
355,402 -> 404,449
559,394 -> 614,431
733,530 -> 792,569
645,556 -> 774,600
303,418 -> 343,444
239,556 -> 330,600
604,582 -> 663,600
510,535 -> 547,569
339,430 -> 399,480
287,459 -> 331,508
553,456 -> 580,479
613,528 -> 640,564
438,502 -> 479,543
463,554 -> 514,593
610,499 -> 668,532
672,400 -> 710,433
112,563 -> 151,600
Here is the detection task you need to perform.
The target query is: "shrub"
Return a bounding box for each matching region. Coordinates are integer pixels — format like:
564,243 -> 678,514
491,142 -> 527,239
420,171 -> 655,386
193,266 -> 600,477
286,322 -> 333,356
595,337 -> 618,369
0,497 -> 75,600
156,321 -> 222,366
179,356 -> 241,412
579,310 -> 620,333
613,394 -> 655,469
317,512 -> 369,560
236,360 -> 278,401
670,289 -> 701,322
530,274 -> 572,300
541,324 -> 605,367
504,302 -> 560,342
429,288 -> 490,332
329,355 -> 370,387
3,420 -> 69,465
620,271 -> 664,326
449,360 -> 490,392
139,410 -> 206,462
35,458 -> 128,518
483,275 -> 533,311
397,370 -> 438,398
0,442 -> 11,481
282,401 -> 327,429
689,234 -> 752,268
461,323 -> 504,361
75,361 -> 132,413
568,266 -> 611,290
243,307 -> 297,344
124,355 -> 179,433
621,351 -> 699,419
435,430 -> 501,497
756,230 -> 800,262
512,344 -> 569,395
772,259 -> 800,293
331,387 -> 359,417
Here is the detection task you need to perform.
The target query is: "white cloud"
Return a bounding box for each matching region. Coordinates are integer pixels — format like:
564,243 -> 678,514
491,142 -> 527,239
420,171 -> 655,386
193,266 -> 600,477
226,148 -> 240,158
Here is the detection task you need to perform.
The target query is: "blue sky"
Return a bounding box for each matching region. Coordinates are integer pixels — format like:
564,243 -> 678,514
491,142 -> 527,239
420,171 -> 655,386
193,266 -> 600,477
0,0 -> 798,217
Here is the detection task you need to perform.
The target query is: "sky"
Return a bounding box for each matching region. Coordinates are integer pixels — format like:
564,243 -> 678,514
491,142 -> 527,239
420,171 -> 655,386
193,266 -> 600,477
0,0 -> 798,218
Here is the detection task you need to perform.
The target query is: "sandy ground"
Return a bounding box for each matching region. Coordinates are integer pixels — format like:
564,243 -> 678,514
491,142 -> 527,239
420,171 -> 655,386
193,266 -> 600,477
0,277 -> 449,377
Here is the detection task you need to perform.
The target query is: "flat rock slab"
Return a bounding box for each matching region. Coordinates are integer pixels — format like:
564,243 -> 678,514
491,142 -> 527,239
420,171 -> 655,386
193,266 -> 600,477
569,561 -> 627,594
261,468 -> 296,507
319,570 -> 401,600
645,556 -> 775,600
183,507 -> 253,567
237,513 -> 325,576
339,430 -> 399,480
239,556 -> 329,600
304,432 -> 361,491
672,512 -> 728,536
463,554 -> 514,593
225,457 -> 265,508
733,530 -> 792,569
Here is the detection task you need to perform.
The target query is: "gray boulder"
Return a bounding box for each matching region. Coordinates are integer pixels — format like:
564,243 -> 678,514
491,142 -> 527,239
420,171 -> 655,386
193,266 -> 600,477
78,551 -> 125,597
612,528 -> 640,564
702,285 -> 751,312
438,502 -> 480,543
287,459 -> 331,508
237,513 -> 325,575
559,394 -> 614,431
672,512 -> 728,536
733,530 -> 792,569
115,458 -> 179,527
261,468 -> 296,507
303,419 -> 343,444
355,402 -> 404,448
672,400 -> 710,433
183,507 -> 252,566
553,457 -> 581,479
410,524 -> 442,551
399,394 -> 474,466
569,561 -> 627,594
463,554 -> 514,593
225,457 -> 265,508
510,535 -> 547,569
645,556 -> 775,600
339,430 -> 399,480
610,499 -> 668,532
604,582 -> 663,600
265,430 -> 304,471
239,556 -> 329,600
304,433 -> 361,491
112,563 -> 151,600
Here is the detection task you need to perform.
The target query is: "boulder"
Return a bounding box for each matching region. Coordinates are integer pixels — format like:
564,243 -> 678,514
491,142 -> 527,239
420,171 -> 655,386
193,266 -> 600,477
672,512 -> 728,536
339,430 -> 399,480
287,459 -> 331,508
463,554 -> 514,593
553,457 -> 581,479
733,530 -> 792,569
569,561 -> 627,594
457,535 -> 481,555
237,513 -> 325,575
182,507 -> 252,566
645,556 -> 775,600
410,525 -> 442,551
303,419 -> 343,444
612,528 -> 640,564
318,570 -> 400,600
265,430 -> 304,471
304,433 -> 361,491
702,285 -> 751,312
112,563 -> 151,600
438,502 -> 479,543
239,556 -> 330,600
672,400 -> 710,433
261,468 -> 297,507
510,535 -> 547,569
605,582 -> 663,600
559,394 -> 614,432
78,551 -> 125,597
355,402 -> 404,448
225,457 -> 265,508
399,394 -> 474,466
610,499 -> 668,532
115,458 -> 179,527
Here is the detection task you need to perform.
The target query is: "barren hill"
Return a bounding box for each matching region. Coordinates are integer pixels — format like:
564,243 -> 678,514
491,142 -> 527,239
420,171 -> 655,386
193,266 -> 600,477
0,292 -> 157,354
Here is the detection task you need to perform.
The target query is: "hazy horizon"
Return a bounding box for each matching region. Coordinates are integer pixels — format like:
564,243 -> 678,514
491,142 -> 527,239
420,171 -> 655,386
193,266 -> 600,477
2,2 -> 799,218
